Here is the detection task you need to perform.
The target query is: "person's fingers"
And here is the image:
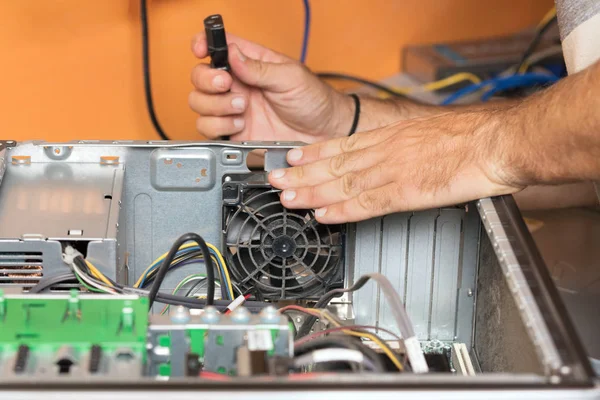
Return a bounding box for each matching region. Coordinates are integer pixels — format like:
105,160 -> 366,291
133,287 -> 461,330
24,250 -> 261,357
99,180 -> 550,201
188,91 -> 247,117
279,165 -> 392,210
191,32 -> 287,62
314,182 -> 402,224
191,32 -> 209,58
228,44 -> 304,92
195,116 -> 245,139
190,64 -> 233,94
268,144 -> 387,189
285,128 -> 397,167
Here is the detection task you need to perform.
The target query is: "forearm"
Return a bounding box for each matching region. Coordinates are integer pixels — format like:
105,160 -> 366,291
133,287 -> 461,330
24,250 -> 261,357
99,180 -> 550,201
494,59 -> 600,186
332,88 -> 518,136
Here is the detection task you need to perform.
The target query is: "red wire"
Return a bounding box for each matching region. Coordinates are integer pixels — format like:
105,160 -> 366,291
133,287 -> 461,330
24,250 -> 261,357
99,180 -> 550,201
278,304 -> 319,315
294,324 -> 403,346
199,371 -> 231,381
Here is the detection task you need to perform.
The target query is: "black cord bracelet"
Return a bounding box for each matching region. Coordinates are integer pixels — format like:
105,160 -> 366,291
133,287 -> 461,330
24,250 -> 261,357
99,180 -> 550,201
348,93 -> 361,136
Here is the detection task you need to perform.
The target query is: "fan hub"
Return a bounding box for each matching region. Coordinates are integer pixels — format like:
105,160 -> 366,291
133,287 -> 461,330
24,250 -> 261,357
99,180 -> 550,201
272,235 -> 297,258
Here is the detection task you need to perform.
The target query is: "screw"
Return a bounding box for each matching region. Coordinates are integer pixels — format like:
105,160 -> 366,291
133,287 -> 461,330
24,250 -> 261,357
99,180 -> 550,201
295,316 -> 303,323
259,306 -> 280,324
171,306 -> 190,324
559,366 -> 572,376
231,307 -> 251,323
467,289 -> 473,297
200,306 -> 220,324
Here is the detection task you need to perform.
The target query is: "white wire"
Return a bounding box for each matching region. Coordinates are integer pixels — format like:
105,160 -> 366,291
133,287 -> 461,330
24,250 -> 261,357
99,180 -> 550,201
293,349 -> 376,371
69,259 -> 117,294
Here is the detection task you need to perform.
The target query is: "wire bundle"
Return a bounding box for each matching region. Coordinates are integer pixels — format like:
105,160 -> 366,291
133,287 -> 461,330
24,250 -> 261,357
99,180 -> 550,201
281,304 -> 405,372
53,233 -> 244,312
293,273 -> 429,373
134,242 -> 234,301
441,72 -> 559,105
159,273 -> 219,315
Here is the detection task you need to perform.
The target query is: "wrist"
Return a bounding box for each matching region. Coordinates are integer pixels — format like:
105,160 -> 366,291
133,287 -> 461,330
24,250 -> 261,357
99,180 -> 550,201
328,90 -> 356,138
472,106 -> 531,190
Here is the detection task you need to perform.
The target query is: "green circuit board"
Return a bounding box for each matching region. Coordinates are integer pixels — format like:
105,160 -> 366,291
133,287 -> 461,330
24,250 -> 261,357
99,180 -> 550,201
0,289 -> 148,355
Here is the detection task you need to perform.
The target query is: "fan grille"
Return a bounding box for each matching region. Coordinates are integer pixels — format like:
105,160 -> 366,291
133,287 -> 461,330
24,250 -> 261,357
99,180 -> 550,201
224,189 -> 342,299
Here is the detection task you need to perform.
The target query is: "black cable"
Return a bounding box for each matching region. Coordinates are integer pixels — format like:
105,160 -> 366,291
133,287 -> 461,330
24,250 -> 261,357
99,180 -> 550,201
184,277 -> 210,298
294,336 -> 386,373
147,233 -> 215,308
155,293 -> 267,311
351,328 -> 403,372
515,15 -> 558,73
317,72 -> 408,99
28,273 -> 78,294
35,262 -> 267,312
297,275 -> 373,338
140,0 -> 170,140
142,249 -> 227,299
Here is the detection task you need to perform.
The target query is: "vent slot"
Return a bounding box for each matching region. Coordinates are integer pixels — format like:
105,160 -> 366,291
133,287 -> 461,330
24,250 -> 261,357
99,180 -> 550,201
0,252 -> 43,285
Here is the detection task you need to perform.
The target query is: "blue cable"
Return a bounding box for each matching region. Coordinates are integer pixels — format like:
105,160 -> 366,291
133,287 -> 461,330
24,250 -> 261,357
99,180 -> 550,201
300,0 -> 311,63
441,73 -> 559,105
480,74 -> 559,101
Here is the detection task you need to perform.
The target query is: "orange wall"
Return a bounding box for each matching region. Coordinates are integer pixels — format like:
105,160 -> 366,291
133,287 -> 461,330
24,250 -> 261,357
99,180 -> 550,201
0,0 -> 553,141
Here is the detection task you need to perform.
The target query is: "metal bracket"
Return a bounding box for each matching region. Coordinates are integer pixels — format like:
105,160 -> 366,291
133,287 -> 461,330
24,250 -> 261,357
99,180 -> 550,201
477,197 -> 562,377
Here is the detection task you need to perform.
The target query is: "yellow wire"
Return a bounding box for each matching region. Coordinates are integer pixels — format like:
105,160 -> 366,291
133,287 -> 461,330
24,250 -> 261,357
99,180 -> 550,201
536,6 -> 557,31
134,242 -> 233,296
374,72 -> 482,99
206,243 -> 234,298
420,72 -> 482,91
85,261 -> 113,287
143,255 -> 221,283
134,242 -> 197,287
518,7 -> 557,73
343,330 -> 404,371
295,307 -> 405,371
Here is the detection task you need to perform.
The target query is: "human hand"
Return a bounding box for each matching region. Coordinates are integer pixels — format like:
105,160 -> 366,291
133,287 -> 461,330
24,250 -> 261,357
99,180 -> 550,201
189,32 -> 353,142
268,111 -> 524,223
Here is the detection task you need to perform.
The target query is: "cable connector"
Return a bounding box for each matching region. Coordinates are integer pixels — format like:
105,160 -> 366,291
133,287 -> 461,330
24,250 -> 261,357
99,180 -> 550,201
62,246 -> 83,266
224,294 -> 249,315
404,336 -> 429,373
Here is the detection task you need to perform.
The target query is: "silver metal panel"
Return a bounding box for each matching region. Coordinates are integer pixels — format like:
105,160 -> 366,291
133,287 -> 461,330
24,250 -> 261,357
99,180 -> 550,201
149,148 -> 216,191
353,207 -> 478,343
0,162 -> 123,241
455,206 -> 480,348
0,147 -> 6,187
379,213 -> 410,337
0,240 -> 69,284
430,209 -> 463,340
477,198 -> 562,374
147,310 -> 292,377
405,210 -> 437,338
352,218 -> 382,328
86,240 -> 119,280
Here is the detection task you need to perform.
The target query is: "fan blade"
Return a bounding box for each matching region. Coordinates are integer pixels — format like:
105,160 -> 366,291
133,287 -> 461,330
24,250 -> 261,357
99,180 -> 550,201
233,248 -> 266,284
266,261 -> 283,291
226,211 -> 261,245
244,190 -> 285,219
284,263 -> 303,289
302,251 -> 337,277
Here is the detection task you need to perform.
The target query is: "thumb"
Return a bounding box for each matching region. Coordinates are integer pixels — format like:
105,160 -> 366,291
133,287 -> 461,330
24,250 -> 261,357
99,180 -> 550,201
228,43 -> 299,92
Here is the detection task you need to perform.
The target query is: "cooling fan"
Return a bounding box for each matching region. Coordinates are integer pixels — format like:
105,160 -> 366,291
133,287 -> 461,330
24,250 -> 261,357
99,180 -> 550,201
222,177 -> 344,300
